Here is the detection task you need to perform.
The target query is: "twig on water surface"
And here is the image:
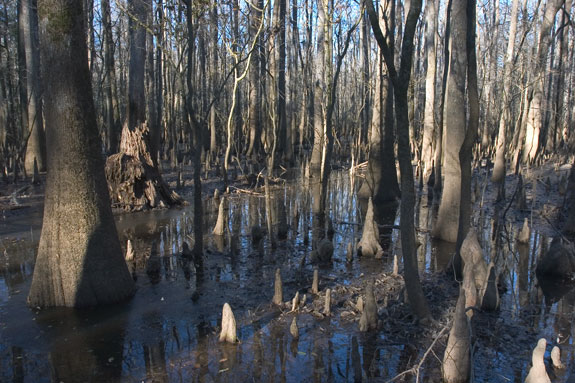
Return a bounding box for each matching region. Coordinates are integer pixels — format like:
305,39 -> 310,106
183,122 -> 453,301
385,325 -> 449,383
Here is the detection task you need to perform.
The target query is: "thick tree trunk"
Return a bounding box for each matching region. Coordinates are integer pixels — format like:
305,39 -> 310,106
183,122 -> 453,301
432,0 -> 468,243
28,0 -> 135,307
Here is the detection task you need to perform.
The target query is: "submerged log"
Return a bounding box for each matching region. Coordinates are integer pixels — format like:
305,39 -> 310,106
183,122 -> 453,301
105,123 -> 182,211
524,338 -> 550,383
273,268 -> 283,306
219,303 -> 238,343
442,289 -> 470,383
359,282 -> 377,332
212,198 -> 226,236
357,198 -> 384,258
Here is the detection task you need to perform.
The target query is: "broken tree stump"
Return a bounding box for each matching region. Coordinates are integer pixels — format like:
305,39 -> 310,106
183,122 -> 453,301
212,198 -> 226,236
105,123 -> 182,211
219,303 -> 238,343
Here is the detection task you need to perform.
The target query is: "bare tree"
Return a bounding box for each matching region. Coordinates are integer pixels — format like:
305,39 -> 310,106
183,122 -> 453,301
366,0 -> 431,320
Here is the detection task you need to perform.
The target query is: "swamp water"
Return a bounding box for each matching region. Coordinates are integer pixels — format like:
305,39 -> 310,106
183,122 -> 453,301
0,170 -> 573,382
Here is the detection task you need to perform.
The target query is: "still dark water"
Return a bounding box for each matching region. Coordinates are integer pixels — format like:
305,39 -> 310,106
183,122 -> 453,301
0,170 -> 573,382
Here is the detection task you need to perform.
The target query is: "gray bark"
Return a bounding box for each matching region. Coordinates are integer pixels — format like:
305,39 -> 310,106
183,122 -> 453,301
28,0 -> 135,307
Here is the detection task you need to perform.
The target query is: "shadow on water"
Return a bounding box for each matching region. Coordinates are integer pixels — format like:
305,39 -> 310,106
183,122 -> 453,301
1,170 -> 574,381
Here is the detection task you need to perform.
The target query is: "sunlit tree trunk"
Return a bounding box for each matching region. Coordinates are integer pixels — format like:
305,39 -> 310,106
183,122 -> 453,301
523,0 -> 563,163
247,0 -> 263,159
492,0 -> 520,195
209,3 -> 218,156
310,0 -> 326,172
28,0 -> 135,307
432,0 -> 468,243
421,0 -> 437,185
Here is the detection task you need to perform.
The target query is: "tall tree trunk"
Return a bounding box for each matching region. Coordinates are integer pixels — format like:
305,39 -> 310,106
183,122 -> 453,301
523,0 -> 563,163
434,0 -> 452,195
247,0 -> 263,159
358,0 -> 400,204
310,0 -> 326,173
547,0 -> 571,152
209,3 -> 218,156
28,0 -> 135,307
456,0 -> 479,258
421,0 -> 437,185
274,0 -> 287,164
492,0 -> 520,195
102,0 -> 120,154
20,0 -> 46,174
432,0 -> 468,243
184,1 -> 204,269
367,0 -> 431,320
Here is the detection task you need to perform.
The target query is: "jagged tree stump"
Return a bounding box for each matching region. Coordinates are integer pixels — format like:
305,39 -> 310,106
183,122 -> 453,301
105,123 -> 182,211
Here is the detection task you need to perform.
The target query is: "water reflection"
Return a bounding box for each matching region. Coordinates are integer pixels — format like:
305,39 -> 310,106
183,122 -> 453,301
1,170 -> 574,381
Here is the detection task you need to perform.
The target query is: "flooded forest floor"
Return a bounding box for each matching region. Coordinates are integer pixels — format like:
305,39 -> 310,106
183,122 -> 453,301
0,159 -> 574,382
